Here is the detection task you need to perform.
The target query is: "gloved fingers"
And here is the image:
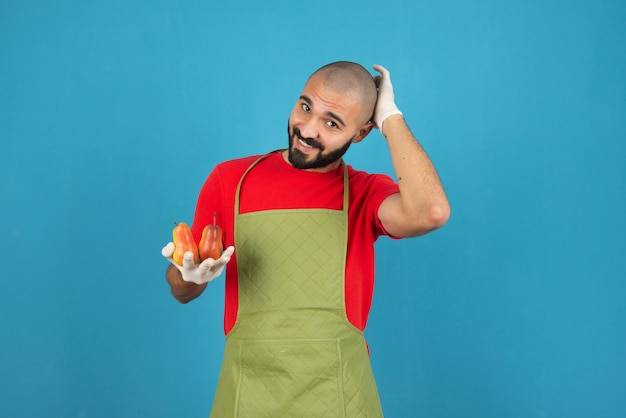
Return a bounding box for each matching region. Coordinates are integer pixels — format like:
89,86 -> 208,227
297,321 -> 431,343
161,242 -> 175,258
222,246 -> 235,258
372,64 -> 389,77
199,257 -> 217,268
199,246 -> 234,269
371,64 -> 401,133
214,246 -> 235,268
182,251 -> 198,268
196,260 -> 226,283
373,65 -> 393,91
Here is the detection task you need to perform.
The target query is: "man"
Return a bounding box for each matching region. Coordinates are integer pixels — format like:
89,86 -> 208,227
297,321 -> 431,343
162,61 -> 450,417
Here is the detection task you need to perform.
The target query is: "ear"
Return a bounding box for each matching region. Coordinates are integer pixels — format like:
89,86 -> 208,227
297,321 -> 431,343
352,121 -> 375,144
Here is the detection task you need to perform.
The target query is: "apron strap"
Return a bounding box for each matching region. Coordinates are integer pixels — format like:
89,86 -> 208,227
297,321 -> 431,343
235,149 -> 349,215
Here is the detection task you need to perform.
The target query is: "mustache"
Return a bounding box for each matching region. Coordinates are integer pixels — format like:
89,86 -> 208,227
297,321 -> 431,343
292,127 -> 324,150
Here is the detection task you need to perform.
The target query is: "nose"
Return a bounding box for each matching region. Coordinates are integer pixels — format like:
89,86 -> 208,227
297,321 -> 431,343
298,118 -> 319,139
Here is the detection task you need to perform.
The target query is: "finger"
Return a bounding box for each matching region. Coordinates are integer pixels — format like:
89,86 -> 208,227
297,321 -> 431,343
205,246 -> 235,264
182,251 -> 197,268
198,259 -> 215,274
216,246 -> 235,265
205,255 -> 228,269
201,254 -> 232,272
222,246 -> 235,257
372,64 -> 388,76
199,258 -> 226,279
161,242 -> 175,258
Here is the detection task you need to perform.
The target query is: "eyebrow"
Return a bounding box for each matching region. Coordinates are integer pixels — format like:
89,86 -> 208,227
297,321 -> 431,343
300,95 -> 346,127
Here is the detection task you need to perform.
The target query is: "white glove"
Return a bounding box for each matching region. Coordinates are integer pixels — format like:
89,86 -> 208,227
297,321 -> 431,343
162,242 -> 235,285
372,64 -> 402,135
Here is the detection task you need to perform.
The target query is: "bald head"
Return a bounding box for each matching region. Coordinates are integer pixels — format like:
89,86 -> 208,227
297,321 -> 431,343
309,61 -> 377,124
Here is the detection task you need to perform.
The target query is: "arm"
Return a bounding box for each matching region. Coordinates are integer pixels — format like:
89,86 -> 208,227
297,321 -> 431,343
373,65 -> 450,238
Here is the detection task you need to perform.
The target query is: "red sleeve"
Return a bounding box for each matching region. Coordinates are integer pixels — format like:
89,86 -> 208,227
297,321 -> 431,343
347,167 -> 399,239
369,174 -> 400,239
190,167 -> 222,244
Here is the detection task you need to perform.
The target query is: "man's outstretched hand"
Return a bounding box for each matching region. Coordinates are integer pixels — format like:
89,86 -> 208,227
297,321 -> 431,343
162,242 -> 234,285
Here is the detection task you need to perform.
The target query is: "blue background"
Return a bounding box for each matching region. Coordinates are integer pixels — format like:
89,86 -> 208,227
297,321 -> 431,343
2,0 -> 625,417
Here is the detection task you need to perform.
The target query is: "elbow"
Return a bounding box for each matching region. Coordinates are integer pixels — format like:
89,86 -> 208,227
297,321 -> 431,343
381,194 -> 450,238
429,202 -> 450,230
403,202 -> 450,237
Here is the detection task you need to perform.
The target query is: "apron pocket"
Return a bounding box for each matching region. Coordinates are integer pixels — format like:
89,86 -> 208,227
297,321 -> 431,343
237,339 -> 344,417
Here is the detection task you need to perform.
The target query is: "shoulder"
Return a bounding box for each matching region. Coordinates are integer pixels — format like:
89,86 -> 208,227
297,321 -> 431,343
215,154 -> 263,172
197,154 -> 263,198
208,154 -> 265,182
346,164 -> 398,191
346,164 -> 399,221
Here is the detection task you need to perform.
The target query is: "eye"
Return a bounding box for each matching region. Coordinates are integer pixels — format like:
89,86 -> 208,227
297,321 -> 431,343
326,120 -> 338,129
301,103 -> 311,112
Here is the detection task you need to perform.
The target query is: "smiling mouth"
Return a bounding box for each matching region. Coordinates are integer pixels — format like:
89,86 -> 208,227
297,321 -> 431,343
294,135 -> 322,151
298,138 -> 314,148
292,126 -> 323,151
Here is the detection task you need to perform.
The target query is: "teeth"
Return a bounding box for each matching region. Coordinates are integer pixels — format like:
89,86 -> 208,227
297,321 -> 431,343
299,139 -> 313,148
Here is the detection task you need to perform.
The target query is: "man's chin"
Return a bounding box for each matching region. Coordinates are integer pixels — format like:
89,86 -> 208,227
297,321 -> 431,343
288,148 -> 315,169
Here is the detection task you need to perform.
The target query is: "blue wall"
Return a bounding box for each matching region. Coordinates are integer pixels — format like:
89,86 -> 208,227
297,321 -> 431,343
2,0 -> 625,416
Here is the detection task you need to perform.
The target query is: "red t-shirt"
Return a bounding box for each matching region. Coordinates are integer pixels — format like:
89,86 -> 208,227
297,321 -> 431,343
191,151 -> 399,334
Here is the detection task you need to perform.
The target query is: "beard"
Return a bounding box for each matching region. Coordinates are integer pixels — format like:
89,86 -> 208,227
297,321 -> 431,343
286,122 -> 353,170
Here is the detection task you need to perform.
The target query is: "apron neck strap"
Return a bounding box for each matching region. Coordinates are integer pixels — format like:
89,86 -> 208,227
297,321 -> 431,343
235,150 -> 349,216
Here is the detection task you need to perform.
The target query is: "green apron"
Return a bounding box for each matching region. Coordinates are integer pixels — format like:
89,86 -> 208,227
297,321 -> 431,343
210,153 -> 383,417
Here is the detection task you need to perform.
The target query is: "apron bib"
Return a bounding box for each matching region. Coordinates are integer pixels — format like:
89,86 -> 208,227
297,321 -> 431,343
211,153 -> 383,417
